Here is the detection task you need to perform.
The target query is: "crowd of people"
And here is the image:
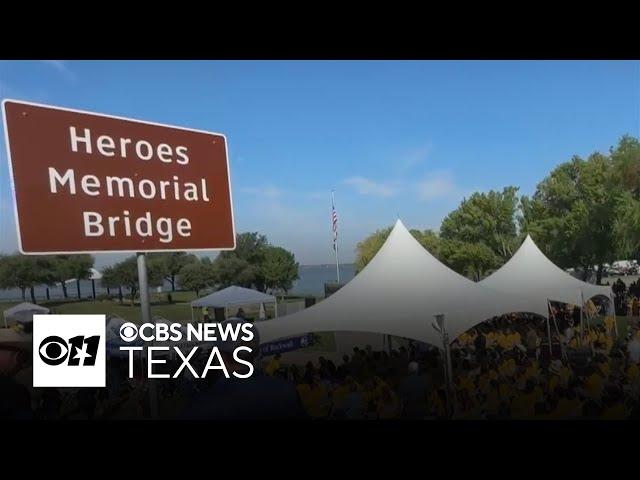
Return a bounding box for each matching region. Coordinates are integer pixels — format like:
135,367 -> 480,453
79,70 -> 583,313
610,278 -> 640,317
2,293 -> 640,420
263,303 -> 640,419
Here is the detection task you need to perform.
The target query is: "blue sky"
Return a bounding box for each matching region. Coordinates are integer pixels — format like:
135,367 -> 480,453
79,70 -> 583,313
1,60 -> 639,267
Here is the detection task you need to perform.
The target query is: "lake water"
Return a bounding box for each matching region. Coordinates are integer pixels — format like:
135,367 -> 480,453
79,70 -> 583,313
0,263 -> 357,302
290,264 -> 356,297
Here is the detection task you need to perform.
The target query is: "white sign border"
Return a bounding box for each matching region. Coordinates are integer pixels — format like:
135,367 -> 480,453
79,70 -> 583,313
2,98 -> 236,255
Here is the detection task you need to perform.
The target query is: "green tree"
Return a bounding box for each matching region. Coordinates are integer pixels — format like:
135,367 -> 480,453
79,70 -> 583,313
63,255 -> 94,299
231,232 -> 269,264
148,252 -> 198,291
613,192 -> 640,260
48,255 -> 75,299
112,256 -> 164,306
0,254 -> 55,303
440,186 -> 520,262
521,151 -> 618,283
609,136 -> 640,259
260,246 -> 299,294
101,266 -> 124,303
411,229 -> 443,259
212,255 -> 256,289
178,259 -> 216,297
354,227 -> 393,272
214,232 -> 269,290
439,239 -> 499,281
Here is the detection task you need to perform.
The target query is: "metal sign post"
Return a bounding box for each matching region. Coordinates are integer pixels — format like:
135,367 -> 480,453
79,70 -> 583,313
433,313 -> 454,418
137,252 -> 159,419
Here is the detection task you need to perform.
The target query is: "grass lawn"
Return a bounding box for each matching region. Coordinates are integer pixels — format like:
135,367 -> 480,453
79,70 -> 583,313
3,293 -> 636,343
305,332 -> 337,352
590,315 -> 639,338
0,290 -> 312,324
47,299 -> 193,323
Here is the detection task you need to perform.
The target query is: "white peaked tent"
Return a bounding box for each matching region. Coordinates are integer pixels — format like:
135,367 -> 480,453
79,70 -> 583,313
480,235 -> 613,312
89,268 -> 103,280
191,286 -> 277,322
191,286 -> 276,309
257,220 -> 540,348
3,302 -> 50,328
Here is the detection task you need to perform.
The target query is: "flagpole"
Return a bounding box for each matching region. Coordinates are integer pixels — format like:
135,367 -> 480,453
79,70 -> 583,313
332,190 -> 340,284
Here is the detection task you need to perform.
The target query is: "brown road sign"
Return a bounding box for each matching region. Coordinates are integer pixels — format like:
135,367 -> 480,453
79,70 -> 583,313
2,99 -> 235,254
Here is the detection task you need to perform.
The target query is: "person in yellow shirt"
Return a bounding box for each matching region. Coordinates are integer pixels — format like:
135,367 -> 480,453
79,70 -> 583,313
428,388 -> 447,418
548,360 -> 571,393
532,383 -> 545,405
498,357 -> 517,377
524,359 -> 540,380
604,315 -> 616,336
485,331 -> 496,349
597,361 -> 610,379
331,380 -> 351,413
497,331 -> 512,351
486,381 -> 502,417
457,373 -> 475,394
510,381 -> 538,419
296,374 -> 330,418
584,369 -> 605,400
264,354 -> 281,376
458,332 -> 470,346
477,371 -> 492,395
549,389 -> 582,419
558,364 -> 571,387
511,330 -> 522,349
568,336 -> 580,349
497,376 -> 512,402
594,327 -> 613,354
372,376 -> 389,403
361,379 -> 379,414
601,389 -> 628,420
602,401 -> 627,420
376,385 -> 401,419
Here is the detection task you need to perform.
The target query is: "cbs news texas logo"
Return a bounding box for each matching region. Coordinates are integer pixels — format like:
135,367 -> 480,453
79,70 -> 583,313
33,315 -> 106,387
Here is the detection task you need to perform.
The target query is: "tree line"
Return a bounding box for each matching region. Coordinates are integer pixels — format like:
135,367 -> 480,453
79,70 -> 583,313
356,135 -> 640,284
0,233 -> 299,304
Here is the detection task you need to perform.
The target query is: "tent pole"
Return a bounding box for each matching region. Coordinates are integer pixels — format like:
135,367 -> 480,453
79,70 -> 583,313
580,290 -> 594,358
274,297 -> 278,318
610,293 -> 619,338
434,314 -> 455,418
576,289 -> 583,347
545,314 -> 553,358
548,301 -> 566,361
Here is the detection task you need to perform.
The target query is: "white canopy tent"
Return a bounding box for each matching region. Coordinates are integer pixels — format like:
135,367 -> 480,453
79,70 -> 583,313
480,235 -> 613,311
3,302 -> 50,328
190,286 -> 277,322
257,220 -> 541,348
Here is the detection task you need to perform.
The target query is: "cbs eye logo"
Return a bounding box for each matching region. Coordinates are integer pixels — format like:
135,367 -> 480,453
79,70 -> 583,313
119,322 -> 138,342
39,335 -> 101,366
33,314 -> 106,388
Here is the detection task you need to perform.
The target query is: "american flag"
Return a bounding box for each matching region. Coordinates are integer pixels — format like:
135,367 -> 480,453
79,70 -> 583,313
331,192 -> 338,251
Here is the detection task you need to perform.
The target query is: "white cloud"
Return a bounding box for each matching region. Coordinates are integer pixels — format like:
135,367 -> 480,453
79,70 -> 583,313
344,176 -> 395,198
41,60 -> 76,81
417,170 -> 458,200
238,185 -> 283,199
305,191 -> 330,200
399,145 -> 430,171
